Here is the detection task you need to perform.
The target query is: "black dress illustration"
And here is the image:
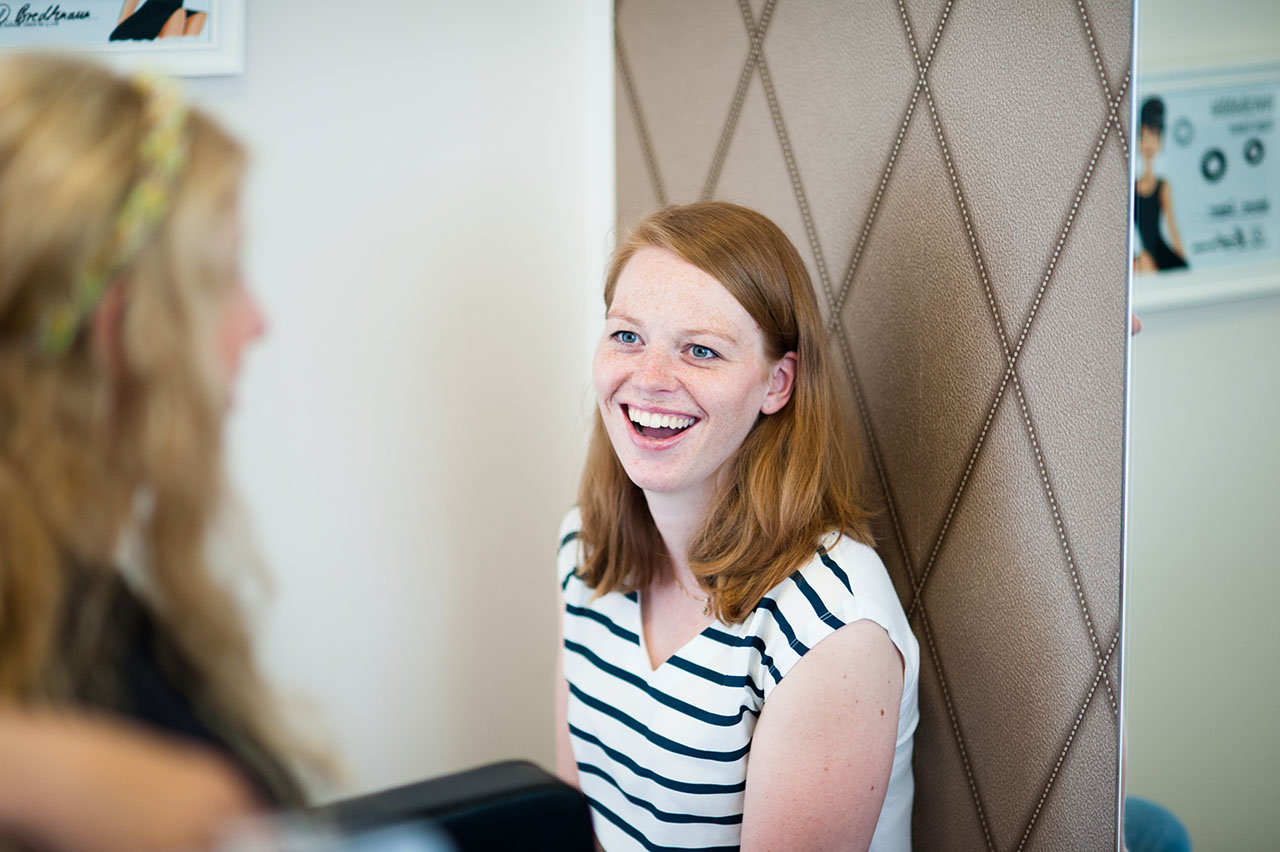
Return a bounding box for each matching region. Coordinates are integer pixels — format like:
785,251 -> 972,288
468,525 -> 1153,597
1135,179 -> 1189,271
110,1 -> 184,41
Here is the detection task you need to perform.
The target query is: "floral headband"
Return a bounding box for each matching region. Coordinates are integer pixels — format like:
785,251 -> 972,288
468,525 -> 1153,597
37,72 -> 189,355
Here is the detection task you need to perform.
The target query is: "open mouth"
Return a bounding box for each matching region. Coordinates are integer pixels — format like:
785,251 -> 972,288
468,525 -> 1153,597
626,405 -> 696,440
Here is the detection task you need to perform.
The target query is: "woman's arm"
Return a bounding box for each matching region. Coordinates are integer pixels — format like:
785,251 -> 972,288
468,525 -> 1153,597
739,620 -> 904,852
554,598 -> 580,789
157,9 -> 187,38
0,706 -> 260,852
183,11 -> 207,36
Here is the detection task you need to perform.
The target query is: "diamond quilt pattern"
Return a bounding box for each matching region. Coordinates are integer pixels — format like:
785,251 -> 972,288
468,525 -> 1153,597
614,1 -> 1131,849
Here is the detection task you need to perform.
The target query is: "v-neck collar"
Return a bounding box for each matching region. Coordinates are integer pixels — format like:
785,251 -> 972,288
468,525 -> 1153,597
635,588 -> 724,673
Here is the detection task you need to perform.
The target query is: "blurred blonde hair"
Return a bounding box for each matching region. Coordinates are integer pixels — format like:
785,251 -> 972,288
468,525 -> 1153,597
0,55 -> 307,799
577,202 -> 874,622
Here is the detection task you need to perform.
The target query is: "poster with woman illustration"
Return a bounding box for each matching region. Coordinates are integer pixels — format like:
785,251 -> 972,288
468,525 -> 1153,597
110,1 -> 210,41
1133,64 -> 1280,309
1134,95 -> 1190,273
0,1 -> 241,75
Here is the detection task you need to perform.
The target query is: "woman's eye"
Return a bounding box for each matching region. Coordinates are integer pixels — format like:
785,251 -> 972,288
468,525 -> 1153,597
613,330 -> 640,345
689,344 -> 719,360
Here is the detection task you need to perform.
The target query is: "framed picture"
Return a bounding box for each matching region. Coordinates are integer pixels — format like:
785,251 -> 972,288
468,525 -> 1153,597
1132,62 -> 1279,312
0,1 -> 244,76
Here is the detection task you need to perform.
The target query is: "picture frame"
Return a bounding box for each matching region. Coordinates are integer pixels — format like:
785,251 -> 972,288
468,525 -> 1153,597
1131,62 -> 1279,312
0,1 -> 244,76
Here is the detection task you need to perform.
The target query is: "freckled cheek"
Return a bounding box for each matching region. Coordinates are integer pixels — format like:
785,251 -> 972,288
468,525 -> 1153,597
592,350 -> 621,405
215,326 -> 239,376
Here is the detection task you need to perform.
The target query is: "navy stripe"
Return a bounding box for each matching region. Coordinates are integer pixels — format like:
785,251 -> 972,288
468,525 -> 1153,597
754,596 -> 808,655
702,628 -> 784,685
560,530 -> 579,551
665,654 -> 765,700
625,590 -> 639,602
565,604 -> 639,645
819,549 -> 853,594
560,570 -> 575,593
566,640 -> 754,727
585,795 -> 742,852
568,724 -> 746,795
790,571 -> 846,631
568,682 -> 750,762
577,763 -> 743,825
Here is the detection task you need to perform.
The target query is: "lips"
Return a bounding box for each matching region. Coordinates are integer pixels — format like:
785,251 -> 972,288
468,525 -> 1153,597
625,404 -> 698,441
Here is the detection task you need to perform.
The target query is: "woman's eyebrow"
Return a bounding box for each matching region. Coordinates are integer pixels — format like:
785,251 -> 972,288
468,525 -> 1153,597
605,310 -> 641,325
684,327 -> 741,346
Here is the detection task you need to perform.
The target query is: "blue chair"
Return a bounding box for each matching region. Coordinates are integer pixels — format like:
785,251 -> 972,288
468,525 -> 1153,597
1125,796 -> 1192,852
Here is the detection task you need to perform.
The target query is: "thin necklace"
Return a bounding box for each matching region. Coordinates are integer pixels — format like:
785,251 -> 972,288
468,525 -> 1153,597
674,575 -> 710,616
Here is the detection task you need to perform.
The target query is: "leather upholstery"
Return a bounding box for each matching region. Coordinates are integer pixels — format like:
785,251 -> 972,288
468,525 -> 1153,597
613,1 -> 1132,849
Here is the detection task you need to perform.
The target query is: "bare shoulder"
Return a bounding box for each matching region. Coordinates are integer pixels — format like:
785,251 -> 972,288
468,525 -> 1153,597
775,618 -> 903,709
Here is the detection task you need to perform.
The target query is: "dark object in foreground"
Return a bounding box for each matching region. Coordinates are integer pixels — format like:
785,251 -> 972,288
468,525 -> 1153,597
312,760 -> 594,852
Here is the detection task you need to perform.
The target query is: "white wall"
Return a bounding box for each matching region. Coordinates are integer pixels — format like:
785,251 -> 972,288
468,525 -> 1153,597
1126,296 -> 1280,849
1127,1 -> 1280,848
187,1 -> 614,797
1137,0 -> 1280,70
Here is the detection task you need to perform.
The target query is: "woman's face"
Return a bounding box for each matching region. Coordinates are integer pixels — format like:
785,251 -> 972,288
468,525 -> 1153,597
1139,125 -> 1162,162
209,217 -> 265,408
593,246 -> 795,505
212,274 -> 265,407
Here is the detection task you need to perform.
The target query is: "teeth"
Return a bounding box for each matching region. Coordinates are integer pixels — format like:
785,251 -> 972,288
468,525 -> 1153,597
629,408 -> 693,430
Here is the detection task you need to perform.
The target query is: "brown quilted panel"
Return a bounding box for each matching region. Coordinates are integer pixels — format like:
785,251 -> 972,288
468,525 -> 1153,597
613,1 -> 1130,849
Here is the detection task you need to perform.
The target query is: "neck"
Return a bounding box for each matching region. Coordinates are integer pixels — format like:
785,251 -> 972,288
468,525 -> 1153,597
644,485 -> 712,583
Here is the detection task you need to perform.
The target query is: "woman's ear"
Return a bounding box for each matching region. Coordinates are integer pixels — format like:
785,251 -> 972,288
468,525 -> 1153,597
761,351 -> 797,415
90,279 -> 128,381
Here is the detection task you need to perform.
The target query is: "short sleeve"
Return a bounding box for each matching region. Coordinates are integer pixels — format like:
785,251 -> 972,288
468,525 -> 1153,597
744,537 -> 920,705
556,506 -> 583,594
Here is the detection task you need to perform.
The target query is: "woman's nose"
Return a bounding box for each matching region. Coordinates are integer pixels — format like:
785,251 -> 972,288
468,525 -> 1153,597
634,346 -> 678,392
246,290 -> 267,342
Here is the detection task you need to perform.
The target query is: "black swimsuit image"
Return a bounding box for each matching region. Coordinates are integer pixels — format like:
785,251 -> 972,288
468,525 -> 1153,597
110,1 -> 206,41
1135,178 -> 1188,271
1133,96 -> 1189,273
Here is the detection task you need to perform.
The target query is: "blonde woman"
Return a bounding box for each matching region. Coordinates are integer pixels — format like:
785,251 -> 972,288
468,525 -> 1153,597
0,56 -> 303,851
558,203 -> 919,851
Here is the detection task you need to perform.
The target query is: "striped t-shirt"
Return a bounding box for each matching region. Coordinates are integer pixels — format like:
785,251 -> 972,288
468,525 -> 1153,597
558,508 -> 920,852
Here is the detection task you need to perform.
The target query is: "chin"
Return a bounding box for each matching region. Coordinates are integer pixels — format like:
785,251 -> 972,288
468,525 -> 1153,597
611,456 -> 666,491
616,458 -> 706,497
622,473 -> 677,494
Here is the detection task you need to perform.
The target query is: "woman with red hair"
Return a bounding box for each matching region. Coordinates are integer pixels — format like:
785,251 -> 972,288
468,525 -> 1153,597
557,202 -> 919,851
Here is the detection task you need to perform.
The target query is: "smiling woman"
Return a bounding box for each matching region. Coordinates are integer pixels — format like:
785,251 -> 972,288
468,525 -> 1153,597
593,245 -> 796,503
557,202 -> 920,852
